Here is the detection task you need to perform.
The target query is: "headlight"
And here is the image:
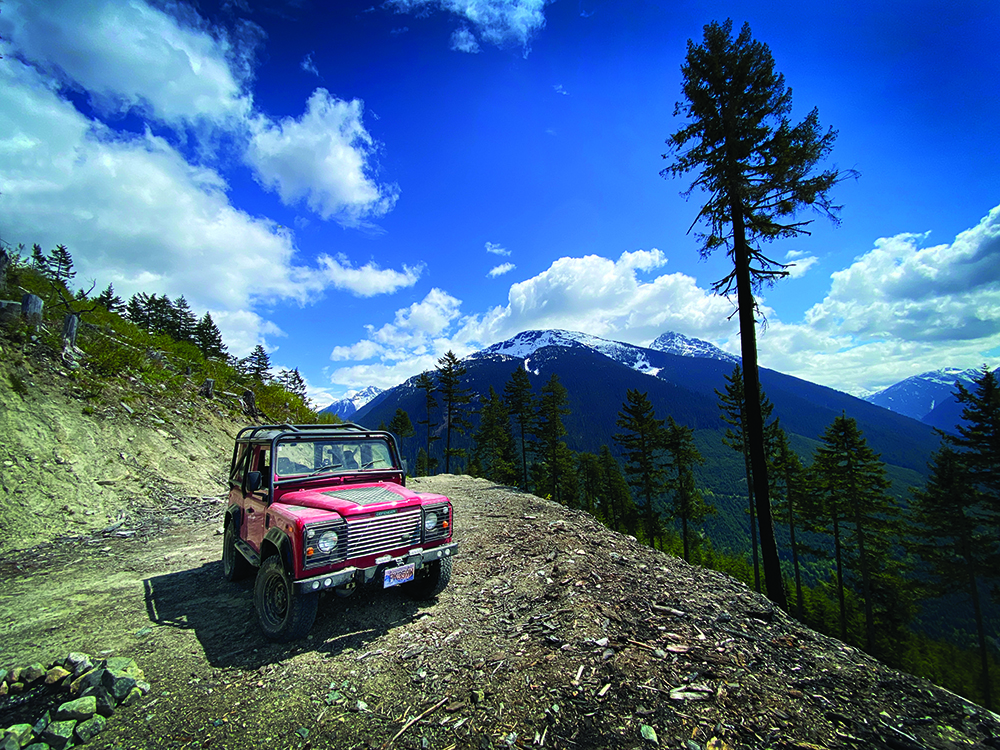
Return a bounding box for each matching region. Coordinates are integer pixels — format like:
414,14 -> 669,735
317,530 -> 338,554
424,511 -> 438,531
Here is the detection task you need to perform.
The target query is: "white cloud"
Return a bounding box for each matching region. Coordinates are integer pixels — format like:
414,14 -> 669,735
301,52 -> 320,77
785,256 -> 818,278
389,0 -> 548,49
0,0 -> 253,129
485,241 -> 510,256
450,27 -> 481,53
553,84 -> 568,95
0,58 -> 418,356
488,263 -> 516,277
246,90 -> 400,227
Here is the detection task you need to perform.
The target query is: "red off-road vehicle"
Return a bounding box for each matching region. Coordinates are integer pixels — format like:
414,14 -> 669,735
223,423 -> 456,641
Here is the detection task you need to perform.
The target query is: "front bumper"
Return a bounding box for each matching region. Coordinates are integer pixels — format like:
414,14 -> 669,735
294,542 -> 457,595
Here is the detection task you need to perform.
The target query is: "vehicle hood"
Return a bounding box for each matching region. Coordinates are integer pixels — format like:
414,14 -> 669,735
277,482 -> 423,515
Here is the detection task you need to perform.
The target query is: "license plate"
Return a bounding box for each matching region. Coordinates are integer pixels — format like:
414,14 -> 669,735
383,563 -> 415,588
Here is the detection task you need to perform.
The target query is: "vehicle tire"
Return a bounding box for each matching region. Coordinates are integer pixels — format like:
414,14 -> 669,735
222,522 -> 252,582
254,555 -> 318,641
404,556 -> 452,600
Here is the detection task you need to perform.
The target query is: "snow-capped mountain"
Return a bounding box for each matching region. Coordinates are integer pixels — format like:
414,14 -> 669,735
649,331 -> 739,364
471,329 -> 732,376
862,368 -> 983,422
320,386 -> 383,420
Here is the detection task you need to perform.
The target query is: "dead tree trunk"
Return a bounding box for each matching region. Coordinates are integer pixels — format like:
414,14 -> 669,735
0,248 -> 10,291
21,293 -> 44,327
199,379 -> 215,399
62,312 -> 80,347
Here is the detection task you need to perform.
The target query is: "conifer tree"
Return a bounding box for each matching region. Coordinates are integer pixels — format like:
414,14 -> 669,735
48,244 -> 75,285
945,367 -> 1000,525
277,368 -> 308,400
504,366 -> 536,490
96,283 -> 125,314
472,387 -> 518,485
812,414 -> 900,653
126,292 -> 151,330
665,415 -> 712,561
388,408 -> 416,441
535,374 -> 574,504
194,312 -> 227,358
415,372 -> 439,475
614,389 -> 670,547
243,345 -> 272,383
170,295 -> 197,343
31,244 -> 50,276
771,427 -> 810,619
911,446 -> 995,709
663,20 -> 853,608
577,452 -> 601,515
436,351 -> 473,474
599,445 -> 638,535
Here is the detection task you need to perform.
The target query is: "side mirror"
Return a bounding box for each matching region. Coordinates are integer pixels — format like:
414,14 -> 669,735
245,471 -> 263,493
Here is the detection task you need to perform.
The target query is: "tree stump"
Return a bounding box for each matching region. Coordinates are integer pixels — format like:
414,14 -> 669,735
242,389 -> 259,418
0,300 -> 21,328
61,312 -> 80,347
0,248 -> 10,291
21,293 -> 43,327
199,379 -> 215,399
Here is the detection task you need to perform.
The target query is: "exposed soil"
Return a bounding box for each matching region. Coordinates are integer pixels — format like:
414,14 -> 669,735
2,337 -> 999,750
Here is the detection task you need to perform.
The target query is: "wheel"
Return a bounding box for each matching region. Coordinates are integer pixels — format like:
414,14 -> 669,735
222,522 -> 252,581
253,556 -> 318,641
404,556 -> 453,600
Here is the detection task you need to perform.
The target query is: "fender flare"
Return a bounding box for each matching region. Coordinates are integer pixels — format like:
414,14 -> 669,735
224,505 -> 242,534
262,527 -> 294,572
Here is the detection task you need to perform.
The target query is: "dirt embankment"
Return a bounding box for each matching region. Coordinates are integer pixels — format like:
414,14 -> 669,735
2,345 -> 999,750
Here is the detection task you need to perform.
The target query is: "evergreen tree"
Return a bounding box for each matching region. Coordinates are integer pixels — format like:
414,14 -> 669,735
126,292 -> 151,330
194,312 -> 227,358
577,452 -> 602,515
415,448 -> 430,478
277,368 -> 308,400
472,387 -> 518,485
415,372 -> 439,475
945,367 -> 1000,524
48,244 -> 75,285
95,283 -> 125,314
243,345 -> 272,383
911,446 -> 995,709
662,20 -> 853,609
388,408 -> 416,440
716,365 -> 779,592
145,294 -> 175,336
170,295 -> 197,343
812,414 -> 901,654
665,415 -> 712,562
614,389 -> 670,548
504,366 -> 536,490
598,445 -> 638,535
535,374 -> 574,504
31,244 -> 50,276
436,350 -> 473,473
771,427 -> 810,619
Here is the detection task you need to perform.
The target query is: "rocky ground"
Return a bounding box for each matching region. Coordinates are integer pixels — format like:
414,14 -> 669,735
2,336 -> 1000,749
1,473 -> 999,750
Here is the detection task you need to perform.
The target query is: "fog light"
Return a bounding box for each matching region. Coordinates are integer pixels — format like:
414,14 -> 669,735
324,578 -> 333,587
311,581 -> 320,590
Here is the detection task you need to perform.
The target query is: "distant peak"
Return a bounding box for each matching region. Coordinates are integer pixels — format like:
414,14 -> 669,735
649,332 -> 739,364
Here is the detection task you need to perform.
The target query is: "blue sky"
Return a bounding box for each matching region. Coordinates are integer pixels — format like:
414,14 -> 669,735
2,0 -> 998,406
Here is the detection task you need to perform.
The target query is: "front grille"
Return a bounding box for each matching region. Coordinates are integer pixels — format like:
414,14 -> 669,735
422,503 -> 452,543
347,507 -> 422,558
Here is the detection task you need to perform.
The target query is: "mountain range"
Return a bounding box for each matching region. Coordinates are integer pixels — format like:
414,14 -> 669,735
351,329 -> 946,554
319,385 -> 383,421
861,366 -> 997,431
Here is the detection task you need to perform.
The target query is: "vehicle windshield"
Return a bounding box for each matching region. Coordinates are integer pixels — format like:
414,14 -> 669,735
274,438 -> 395,477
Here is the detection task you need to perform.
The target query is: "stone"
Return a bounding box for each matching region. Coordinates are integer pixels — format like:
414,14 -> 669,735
0,667 -> 8,685
40,720 -> 77,750
0,682 -> 7,697
74,715 -> 107,744
8,682 -> 24,695
121,686 -> 143,706
104,657 -> 143,681
65,653 -> 94,678
24,745 -> 51,750
45,667 -> 72,687
101,669 -> 137,703
32,710 -> 51,735
69,668 -> 105,697
55,695 -> 98,721
0,734 -> 21,750
4,724 -> 33,747
640,724 -> 658,744
81,686 -> 115,716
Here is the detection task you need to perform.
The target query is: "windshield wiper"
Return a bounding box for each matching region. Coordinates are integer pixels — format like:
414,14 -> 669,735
308,462 -> 343,476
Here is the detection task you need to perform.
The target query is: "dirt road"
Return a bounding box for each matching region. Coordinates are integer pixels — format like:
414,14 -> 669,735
2,476 -> 998,750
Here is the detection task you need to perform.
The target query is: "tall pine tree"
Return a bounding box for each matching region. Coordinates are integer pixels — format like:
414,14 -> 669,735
504,366 -> 536,490
665,415 -> 712,562
614,389 -> 670,548
472,387 -> 518,485
415,372 -> 439,476
436,351 -> 473,474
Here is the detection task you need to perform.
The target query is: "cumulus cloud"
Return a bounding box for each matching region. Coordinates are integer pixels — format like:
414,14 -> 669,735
450,27 -> 481,53
485,241 -> 510,256
328,249 -> 739,390
488,263 -> 516,277
246,90 -> 400,227
388,0 -> 548,50
785,256 -> 818,278
0,58 -> 418,356
0,0 -> 253,128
